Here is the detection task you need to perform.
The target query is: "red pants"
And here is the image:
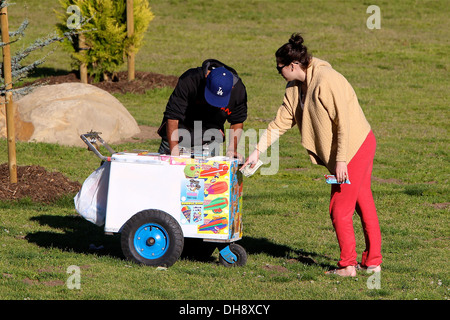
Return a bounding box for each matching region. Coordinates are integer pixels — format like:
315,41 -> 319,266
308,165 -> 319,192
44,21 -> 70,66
329,131 -> 382,268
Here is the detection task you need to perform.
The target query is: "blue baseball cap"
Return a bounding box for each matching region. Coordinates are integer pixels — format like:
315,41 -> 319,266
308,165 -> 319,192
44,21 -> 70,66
204,66 -> 233,108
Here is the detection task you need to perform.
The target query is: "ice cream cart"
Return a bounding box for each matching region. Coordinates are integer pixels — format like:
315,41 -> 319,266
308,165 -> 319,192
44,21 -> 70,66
75,132 -> 247,267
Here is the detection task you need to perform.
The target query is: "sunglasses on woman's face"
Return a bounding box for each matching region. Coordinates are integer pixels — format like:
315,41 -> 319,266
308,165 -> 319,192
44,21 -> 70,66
277,62 -> 299,74
276,64 -> 287,74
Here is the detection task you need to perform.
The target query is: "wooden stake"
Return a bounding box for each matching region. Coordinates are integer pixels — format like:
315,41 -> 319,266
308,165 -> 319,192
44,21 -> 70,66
127,0 -> 135,81
1,5 -> 17,183
79,33 -> 88,83
78,0 -> 87,83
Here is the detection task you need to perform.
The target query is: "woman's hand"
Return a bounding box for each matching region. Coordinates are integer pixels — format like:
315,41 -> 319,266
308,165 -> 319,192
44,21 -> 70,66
335,161 -> 349,183
241,149 -> 260,170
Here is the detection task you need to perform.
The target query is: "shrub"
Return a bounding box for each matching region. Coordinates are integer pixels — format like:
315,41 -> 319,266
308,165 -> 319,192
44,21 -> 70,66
56,0 -> 154,82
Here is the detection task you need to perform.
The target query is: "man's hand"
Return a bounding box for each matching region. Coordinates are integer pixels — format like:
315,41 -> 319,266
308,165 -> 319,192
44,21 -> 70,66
167,119 -> 180,156
226,122 -> 244,161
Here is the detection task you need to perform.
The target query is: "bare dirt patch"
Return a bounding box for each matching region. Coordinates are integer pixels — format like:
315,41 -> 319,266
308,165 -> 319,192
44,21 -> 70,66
120,125 -> 160,143
371,176 -> 403,184
430,202 -> 450,210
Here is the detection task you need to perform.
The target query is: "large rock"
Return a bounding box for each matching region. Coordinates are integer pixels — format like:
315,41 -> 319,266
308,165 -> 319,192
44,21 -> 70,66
6,83 -> 140,147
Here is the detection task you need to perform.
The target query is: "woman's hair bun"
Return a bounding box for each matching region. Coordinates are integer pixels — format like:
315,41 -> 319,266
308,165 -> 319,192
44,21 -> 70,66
276,32 -> 311,69
289,33 -> 304,48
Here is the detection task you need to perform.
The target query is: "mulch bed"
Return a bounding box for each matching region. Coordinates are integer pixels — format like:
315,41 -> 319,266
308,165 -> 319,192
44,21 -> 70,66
27,70 -> 179,94
1,71 -> 178,203
0,163 -> 81,203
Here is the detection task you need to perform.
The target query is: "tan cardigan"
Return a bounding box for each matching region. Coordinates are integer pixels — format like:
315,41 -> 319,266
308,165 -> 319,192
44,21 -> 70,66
256,57 -> 371,173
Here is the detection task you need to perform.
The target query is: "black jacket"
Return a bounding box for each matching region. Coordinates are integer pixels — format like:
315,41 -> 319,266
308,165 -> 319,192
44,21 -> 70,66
158,59 -> 247,146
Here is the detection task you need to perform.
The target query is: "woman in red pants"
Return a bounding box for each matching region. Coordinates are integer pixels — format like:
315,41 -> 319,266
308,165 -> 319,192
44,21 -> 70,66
242,33 -> 382,276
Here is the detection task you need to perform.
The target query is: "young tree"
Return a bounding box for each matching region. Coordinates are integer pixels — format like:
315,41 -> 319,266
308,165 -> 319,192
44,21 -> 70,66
56,0 -> 154,82
0,0 -> 87,182
0,2 -> 86,98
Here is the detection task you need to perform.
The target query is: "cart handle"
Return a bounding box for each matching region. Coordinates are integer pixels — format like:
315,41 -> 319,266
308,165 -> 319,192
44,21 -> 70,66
80,131 -> 116,161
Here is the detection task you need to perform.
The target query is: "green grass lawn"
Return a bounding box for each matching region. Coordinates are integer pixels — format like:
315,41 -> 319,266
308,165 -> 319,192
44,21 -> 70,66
0,0 -> 448,301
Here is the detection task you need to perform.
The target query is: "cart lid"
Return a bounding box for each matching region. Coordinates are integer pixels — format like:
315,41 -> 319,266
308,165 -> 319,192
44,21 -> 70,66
110,152 -> 170,165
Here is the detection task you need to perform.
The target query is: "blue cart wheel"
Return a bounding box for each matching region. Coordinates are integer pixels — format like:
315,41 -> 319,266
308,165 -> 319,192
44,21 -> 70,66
121,209 -> 184,267
219,243 -> 247,267
134,223 -> 169,259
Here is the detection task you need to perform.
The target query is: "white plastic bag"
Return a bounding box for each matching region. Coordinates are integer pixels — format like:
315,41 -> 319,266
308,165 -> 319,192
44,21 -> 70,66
74,161 -> 110,226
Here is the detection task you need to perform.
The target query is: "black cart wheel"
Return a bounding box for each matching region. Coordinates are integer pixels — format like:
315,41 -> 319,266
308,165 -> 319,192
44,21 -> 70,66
219,243 -> 247,267
121,209 -> 184,267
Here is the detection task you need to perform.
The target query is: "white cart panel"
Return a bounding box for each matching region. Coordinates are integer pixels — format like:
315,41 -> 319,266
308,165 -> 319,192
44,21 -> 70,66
103,153 -> 243,242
